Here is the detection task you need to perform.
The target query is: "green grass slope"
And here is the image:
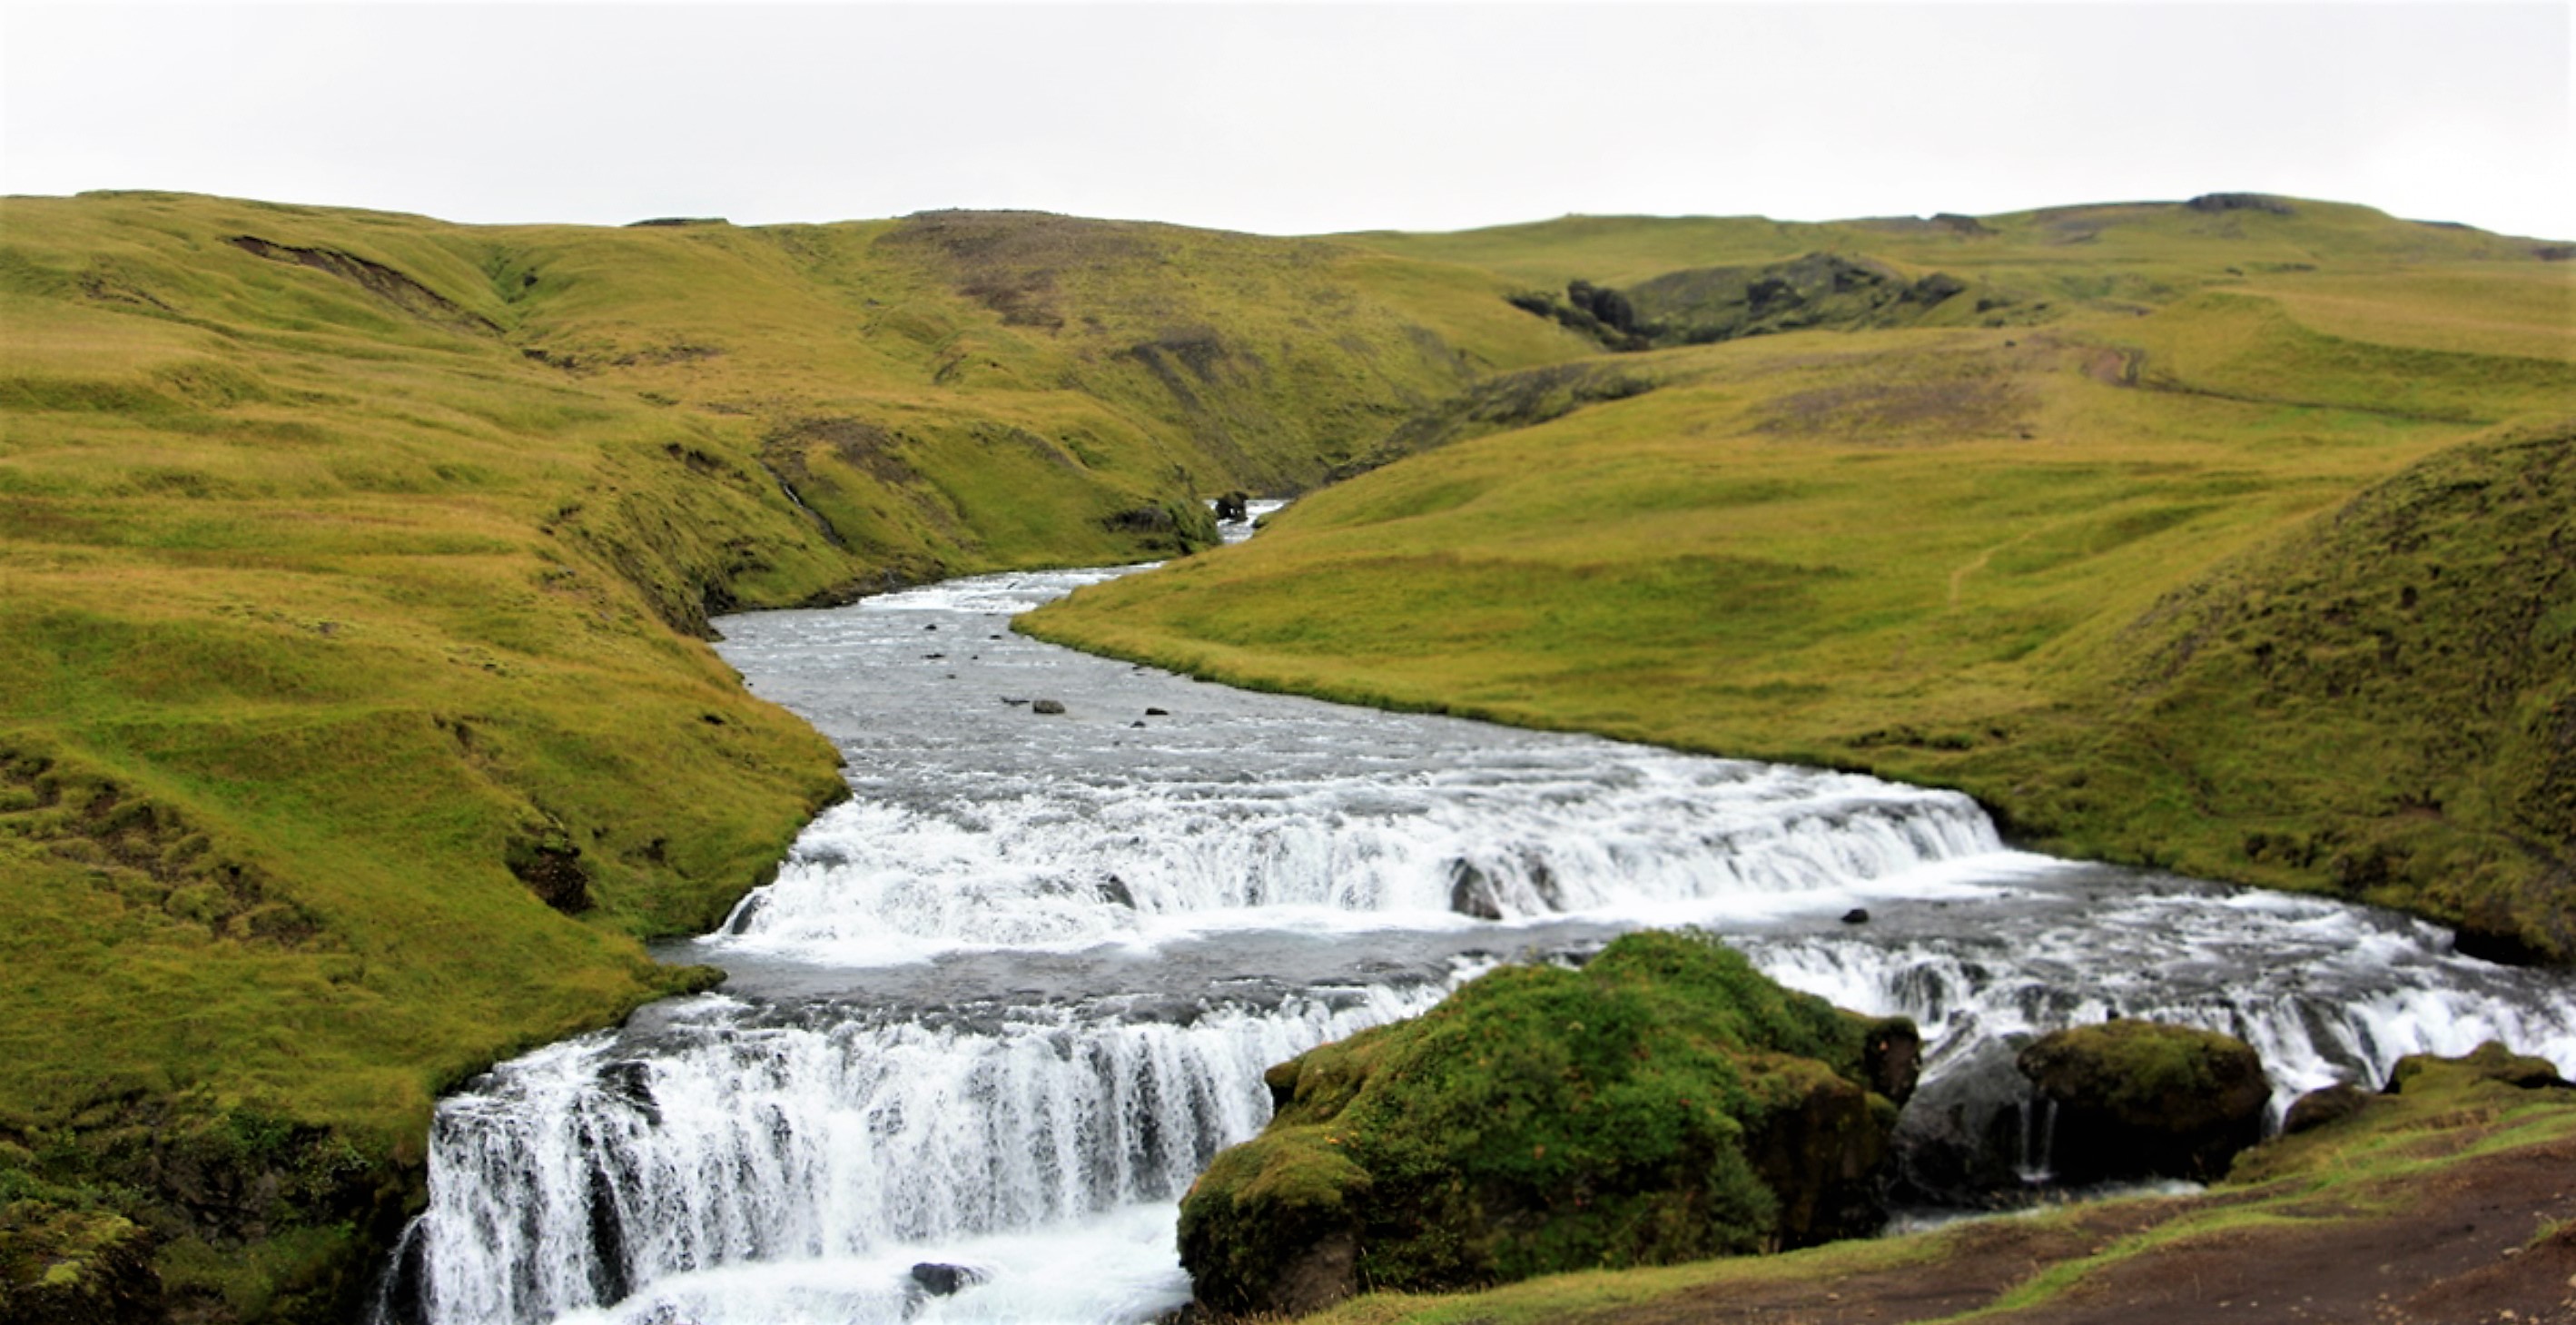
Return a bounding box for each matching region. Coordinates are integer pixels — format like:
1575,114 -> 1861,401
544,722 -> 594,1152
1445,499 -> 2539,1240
1025,196 -> 2575,958
0,190 -> 1594,1320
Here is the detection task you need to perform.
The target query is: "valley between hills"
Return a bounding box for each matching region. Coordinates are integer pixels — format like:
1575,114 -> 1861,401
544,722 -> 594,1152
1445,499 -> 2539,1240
1,189 -> 2570,1320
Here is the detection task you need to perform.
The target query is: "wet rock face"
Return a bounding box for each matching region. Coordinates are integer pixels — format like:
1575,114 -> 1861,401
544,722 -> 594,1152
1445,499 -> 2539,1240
1890,1035 -> 2038,1204
1178,932 -> 1915,1315
2017,1021 -> 2269,1183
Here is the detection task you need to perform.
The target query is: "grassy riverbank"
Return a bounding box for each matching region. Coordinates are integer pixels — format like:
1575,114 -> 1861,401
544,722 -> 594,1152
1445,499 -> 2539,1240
1027,200 -> 2576,957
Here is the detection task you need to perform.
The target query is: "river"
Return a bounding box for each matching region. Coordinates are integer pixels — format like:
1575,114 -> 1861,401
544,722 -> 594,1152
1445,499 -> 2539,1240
381,508 -> 2576,1324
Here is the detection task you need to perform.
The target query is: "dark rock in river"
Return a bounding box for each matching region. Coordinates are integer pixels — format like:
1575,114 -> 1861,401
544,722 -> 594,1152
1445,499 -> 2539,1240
596,1059 -> 661,1125
2017,1020 -> 2268,1183
1214,490 -> 1251,522
1179,932 -> 1915,1315
1031,698 -> 1066,716
1841,907 -> 1870,925
1446,860 -> 1503,920
1890,1035 -> 2036,1204
909,1261 -> 986,1295
1864,1018 -> 1921,1104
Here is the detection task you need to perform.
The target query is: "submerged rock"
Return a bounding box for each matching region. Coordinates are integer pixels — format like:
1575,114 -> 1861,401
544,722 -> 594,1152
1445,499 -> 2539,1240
2017,1021 -> 2268,1183
1179,931 -> 1915,1316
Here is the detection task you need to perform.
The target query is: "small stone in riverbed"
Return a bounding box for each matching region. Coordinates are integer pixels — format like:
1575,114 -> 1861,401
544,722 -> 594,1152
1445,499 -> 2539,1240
1031,699 -> 1066,715
1130,721 -> 1147,728
1841,907 -> 1870,925
1145,707 -> 1169,717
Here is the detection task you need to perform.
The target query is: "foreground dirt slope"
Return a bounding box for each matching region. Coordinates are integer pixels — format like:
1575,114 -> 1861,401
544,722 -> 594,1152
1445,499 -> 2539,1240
1307,1057 -> 2576,1324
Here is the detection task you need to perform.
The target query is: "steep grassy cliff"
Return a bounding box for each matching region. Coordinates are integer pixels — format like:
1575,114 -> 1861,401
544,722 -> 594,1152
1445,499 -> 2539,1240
0,191 -> 1589,1319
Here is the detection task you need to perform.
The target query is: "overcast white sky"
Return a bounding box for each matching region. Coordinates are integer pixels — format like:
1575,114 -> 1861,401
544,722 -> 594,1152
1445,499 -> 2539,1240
3,2 -> 2569,239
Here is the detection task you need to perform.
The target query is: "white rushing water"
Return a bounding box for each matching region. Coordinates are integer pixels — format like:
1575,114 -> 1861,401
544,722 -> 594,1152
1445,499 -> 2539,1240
389,504 -> 2576,1324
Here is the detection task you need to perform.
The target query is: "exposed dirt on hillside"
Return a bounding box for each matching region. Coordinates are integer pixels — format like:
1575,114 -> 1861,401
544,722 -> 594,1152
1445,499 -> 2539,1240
1582,1139 -> 2576,1325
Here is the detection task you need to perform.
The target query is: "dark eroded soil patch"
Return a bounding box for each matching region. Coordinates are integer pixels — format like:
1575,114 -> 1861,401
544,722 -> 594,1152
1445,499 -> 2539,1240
1584,1140 -> 2576,1325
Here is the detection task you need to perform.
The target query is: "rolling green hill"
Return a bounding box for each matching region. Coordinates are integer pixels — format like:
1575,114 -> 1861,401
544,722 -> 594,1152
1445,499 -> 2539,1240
1031,196 -> 2575,963
0,191 -> 1588,1320
1,187 -> 2567,1320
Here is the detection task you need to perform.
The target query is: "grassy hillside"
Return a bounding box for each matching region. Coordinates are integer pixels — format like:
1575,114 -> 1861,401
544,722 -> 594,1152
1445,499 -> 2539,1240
1026,196 -> 2576,957
0,191 -> 1592,1320
4,186 -> 2566,1319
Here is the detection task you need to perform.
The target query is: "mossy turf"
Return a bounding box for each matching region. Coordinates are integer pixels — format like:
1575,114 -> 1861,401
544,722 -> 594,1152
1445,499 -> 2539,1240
1023,198 -> 2576,959
0,191 -> 1591,1319
1179,933 -> 1909,1310
1293,1047 -> 2576,1324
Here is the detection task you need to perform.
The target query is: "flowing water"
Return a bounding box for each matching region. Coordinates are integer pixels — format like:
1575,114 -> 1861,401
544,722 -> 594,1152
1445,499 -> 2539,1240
389,509 -> 2576,1324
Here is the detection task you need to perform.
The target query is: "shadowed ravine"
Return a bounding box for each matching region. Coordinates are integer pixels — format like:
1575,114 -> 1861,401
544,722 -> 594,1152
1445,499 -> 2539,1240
380,512 -> 2576,1325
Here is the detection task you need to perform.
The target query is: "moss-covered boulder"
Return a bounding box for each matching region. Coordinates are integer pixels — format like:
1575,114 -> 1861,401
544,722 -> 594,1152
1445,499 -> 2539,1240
2017,1021 -> 2269,1184
1177,931 -> 1916,1316
2388,1040 -> 2572,1094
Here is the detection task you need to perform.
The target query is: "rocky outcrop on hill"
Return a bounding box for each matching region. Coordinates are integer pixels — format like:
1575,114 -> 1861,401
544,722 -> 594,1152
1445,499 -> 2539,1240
1176,931 -> 1917,1317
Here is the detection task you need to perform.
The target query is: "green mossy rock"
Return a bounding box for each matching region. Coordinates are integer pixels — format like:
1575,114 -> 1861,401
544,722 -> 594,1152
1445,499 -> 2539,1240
1178,931 -> 1915,1316
0,1203 -> 163,1325
2017,1020 -> 2269,1183
2388,1039 -> 2571,1094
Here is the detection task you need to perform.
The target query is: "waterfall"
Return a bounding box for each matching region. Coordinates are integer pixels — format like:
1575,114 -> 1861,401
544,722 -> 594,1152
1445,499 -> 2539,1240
392,560 -> 2576,1324
406,985 -> 1448,1324
716,765 -> 2003,961
1734,887 -> 2576,1113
